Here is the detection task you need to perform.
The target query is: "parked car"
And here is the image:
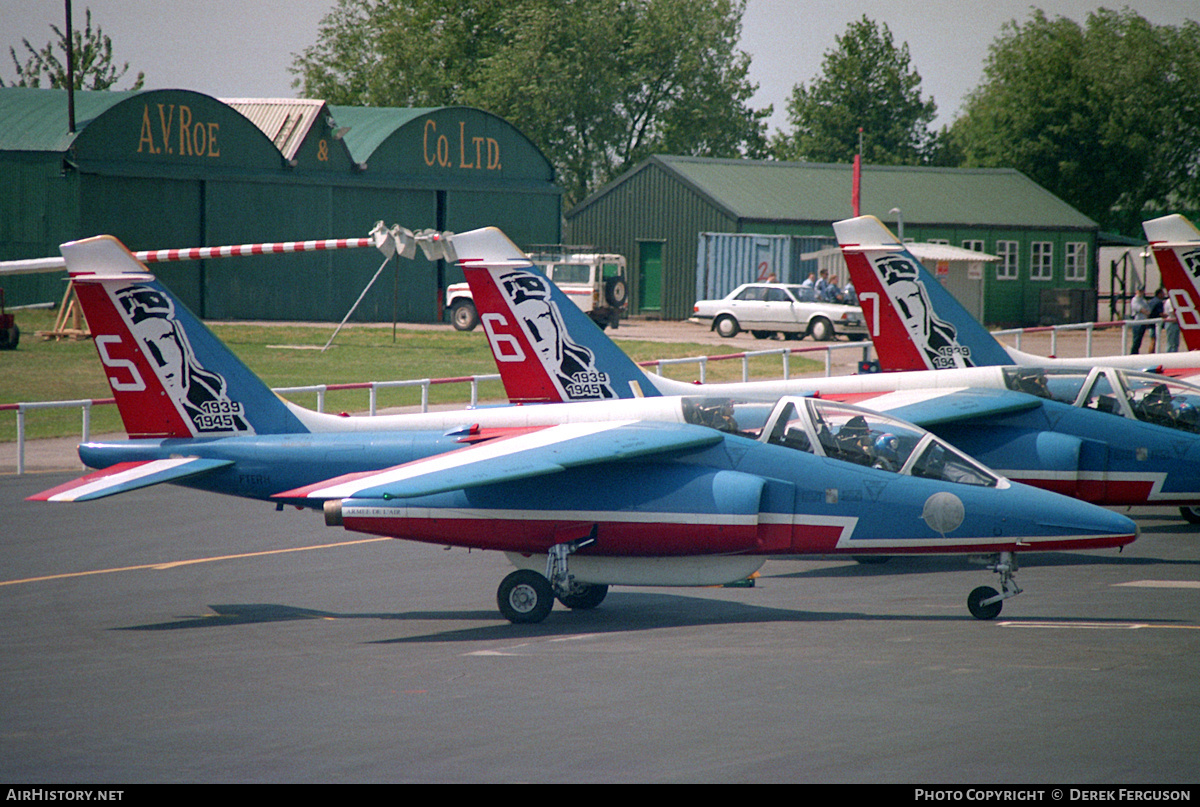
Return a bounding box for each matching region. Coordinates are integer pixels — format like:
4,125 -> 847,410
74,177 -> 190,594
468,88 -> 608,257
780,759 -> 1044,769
446,248 -> 628,331
691,282 -> 868,341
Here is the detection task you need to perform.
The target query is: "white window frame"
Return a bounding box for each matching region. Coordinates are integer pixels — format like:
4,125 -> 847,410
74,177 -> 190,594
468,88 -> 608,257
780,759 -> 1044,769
962,239 -> 984,253
997,240 -> 1019,280
1031,241 -> 1053,281
1065,242 -> 1088,282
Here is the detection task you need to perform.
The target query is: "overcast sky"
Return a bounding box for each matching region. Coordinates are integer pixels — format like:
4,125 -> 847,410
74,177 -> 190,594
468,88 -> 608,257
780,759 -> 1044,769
1,1 -> 1195,133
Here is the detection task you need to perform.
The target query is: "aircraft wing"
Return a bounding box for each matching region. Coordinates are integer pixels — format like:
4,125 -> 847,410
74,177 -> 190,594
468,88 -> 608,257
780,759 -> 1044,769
828,387 -> 1045,428
27,457 -> 234,502
277,420 -> 724,501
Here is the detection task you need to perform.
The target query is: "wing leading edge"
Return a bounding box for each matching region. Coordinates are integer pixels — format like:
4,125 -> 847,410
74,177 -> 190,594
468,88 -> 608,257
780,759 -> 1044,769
277,420 -> 726,501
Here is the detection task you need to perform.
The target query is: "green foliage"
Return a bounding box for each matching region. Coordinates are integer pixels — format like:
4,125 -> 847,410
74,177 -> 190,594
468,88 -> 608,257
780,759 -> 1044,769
291,0 -> 769,206
3,8 -> 144,91
770,16 -> 937,165
947,8 -> 1200,234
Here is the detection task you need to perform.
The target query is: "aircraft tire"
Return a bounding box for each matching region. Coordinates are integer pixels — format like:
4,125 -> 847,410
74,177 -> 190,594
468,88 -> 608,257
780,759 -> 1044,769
558,583 -> 608,610
497,570 -> 554,623
967,585 -> 1003,620
1180,506 -> 1200,524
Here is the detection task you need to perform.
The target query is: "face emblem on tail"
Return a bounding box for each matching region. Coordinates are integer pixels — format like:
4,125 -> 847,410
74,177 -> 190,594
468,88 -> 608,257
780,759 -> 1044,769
874,255 -> 972,369
114,284 -> 251,434
495,269 -> 617,400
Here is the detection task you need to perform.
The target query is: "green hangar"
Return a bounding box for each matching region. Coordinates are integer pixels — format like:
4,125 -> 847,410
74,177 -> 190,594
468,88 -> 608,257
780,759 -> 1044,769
0,87 -> 560,322
566,155 -> 1099,326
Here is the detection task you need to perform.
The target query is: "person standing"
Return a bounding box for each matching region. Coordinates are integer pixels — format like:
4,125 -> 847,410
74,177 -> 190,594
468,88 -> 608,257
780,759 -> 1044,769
1130,288 -> 1153,354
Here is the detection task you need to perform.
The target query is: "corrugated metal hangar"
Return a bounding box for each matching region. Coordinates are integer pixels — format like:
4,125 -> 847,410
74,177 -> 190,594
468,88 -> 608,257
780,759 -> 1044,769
566,155 -> 1099,326
0,87 -> 560,322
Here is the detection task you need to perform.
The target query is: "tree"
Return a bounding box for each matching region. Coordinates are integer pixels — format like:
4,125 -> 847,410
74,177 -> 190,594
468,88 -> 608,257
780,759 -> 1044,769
3,8 -> 144,91
771,16 -> 937,165
947,8 -> 1200,233
291,0 -> 769,205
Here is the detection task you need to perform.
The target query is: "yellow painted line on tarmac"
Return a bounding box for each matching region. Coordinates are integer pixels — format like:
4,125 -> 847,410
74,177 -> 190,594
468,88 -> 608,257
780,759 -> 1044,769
0,536 -> 393,587
1114,580 -> 1200,589
998,621 -> 1200,631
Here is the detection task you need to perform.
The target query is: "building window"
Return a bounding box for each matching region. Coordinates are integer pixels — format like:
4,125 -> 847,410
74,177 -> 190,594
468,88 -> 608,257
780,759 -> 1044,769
1031,241 -> 1053,281
997,241 -> 1018,280
928,238 -> 949,245
1065,242 -> 1087,282
962,240 -> 984,253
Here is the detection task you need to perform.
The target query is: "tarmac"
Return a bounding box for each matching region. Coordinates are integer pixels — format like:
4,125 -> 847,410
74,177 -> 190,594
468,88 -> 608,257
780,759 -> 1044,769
0,318 -> 1163,476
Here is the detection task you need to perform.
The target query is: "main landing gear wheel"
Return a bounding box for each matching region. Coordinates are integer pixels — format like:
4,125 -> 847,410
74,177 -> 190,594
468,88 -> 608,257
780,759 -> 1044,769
1180,506 -> 1200,524
968,586 -> 1003,620
497,569 -> 554,624
558,582 -> 608,610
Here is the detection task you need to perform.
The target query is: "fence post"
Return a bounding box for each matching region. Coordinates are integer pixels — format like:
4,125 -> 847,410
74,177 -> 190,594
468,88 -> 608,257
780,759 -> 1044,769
16,406 -> 25,476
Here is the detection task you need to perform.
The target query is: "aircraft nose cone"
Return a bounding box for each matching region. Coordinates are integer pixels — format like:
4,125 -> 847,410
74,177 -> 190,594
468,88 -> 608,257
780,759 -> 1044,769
1032,491 -> 1138,547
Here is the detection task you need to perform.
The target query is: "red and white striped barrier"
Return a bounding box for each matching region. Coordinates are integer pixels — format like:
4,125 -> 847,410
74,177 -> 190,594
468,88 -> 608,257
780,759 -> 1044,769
135,237 -> 376,263
0,223 -> 402,276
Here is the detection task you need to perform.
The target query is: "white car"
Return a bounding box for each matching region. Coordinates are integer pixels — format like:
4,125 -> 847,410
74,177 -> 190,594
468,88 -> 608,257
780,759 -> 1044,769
691,282 -> 868,341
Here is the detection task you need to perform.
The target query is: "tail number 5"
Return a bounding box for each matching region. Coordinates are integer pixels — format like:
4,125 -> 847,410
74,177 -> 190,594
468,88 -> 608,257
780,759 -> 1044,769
96,335 -> 147,392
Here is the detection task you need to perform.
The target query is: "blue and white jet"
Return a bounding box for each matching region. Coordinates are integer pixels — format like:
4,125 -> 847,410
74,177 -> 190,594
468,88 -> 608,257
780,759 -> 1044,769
455,225 -> 1200,525
28,233 -> 1137,621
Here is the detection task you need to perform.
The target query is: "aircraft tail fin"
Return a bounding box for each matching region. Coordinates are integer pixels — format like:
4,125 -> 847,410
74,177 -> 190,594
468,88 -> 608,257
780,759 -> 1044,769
449,227 -> 660,402
833,216 -> 1014,370
63,235 -> 308,438
1144,214 -> 1200,351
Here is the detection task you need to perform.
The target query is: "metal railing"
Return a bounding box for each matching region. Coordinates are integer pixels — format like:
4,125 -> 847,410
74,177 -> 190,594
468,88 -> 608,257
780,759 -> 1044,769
4,318 -> 1173,474
638,341 -> 872,382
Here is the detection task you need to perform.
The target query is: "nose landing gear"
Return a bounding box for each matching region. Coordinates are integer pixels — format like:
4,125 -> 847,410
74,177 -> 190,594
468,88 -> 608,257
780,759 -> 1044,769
967,552 -> 1023,620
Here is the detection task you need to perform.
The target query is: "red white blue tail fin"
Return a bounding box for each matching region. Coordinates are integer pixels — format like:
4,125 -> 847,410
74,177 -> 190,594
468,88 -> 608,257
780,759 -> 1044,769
1144,214 -> 1200,352
833,216 -> 1014,370
449,227 -> 660,403
63,235 -> 308,438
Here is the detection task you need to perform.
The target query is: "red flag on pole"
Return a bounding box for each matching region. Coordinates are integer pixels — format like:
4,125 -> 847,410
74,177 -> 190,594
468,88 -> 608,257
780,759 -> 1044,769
852,153 -> 861,216
852,127 -> 863,216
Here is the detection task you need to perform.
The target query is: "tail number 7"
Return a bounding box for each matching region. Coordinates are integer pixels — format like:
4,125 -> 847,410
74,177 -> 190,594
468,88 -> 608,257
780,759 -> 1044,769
859,292 -> 881,338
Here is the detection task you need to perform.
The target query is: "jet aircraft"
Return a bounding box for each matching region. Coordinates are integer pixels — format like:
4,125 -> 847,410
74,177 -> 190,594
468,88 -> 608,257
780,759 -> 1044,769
1143,213 -> 1200,353
456,227 -> 1200,524
29,233 -> 1137,622
836,215 -> 1200,374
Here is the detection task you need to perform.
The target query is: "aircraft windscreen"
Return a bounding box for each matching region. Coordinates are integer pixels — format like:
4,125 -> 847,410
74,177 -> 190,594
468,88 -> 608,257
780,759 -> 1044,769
760,398 -> 1000,486
682,398 -> 775,437
909,442 -> 998,487
807,401 -> 925,472
1003,367 -> 1085,404
1118,372 -> 1200,433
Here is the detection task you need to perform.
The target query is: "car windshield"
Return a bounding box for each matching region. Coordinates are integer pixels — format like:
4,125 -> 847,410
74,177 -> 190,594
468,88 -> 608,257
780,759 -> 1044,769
551,263 -> 590,284
759,397 -> 1000,486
